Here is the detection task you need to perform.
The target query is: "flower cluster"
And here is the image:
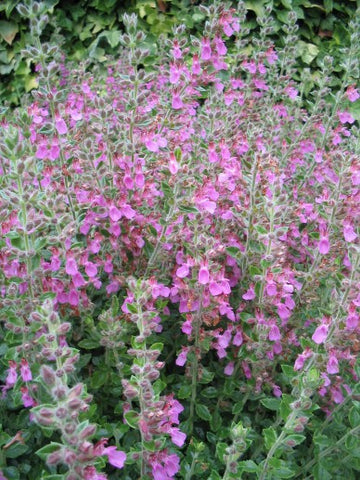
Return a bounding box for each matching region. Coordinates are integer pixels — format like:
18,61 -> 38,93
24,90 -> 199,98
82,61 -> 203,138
0,0 -> 359,478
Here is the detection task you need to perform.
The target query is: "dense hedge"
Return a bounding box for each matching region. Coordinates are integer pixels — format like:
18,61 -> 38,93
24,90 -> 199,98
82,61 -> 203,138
0,0 -> 358,105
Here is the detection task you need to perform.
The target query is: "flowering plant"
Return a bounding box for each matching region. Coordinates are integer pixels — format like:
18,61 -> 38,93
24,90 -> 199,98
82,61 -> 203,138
0,1 -> 359,479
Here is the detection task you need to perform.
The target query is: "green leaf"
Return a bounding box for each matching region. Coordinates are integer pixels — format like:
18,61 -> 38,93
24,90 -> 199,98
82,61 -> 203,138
178,205 -> 199,213
177,384 -> 192,399
0,21 -> 18,45
200,387 -> 219,398
280,394 -> 293,421
238,460 -> 258,473
281,364 -> 297,379
124,410 -> 139,428
297,41 -> 319,64
195,403 -> 211,421
126,303 -> 138,314
268,458 -> 295,478
349,406 -> 360,428
161,181 -> 173,198
174,147 -> 182,162
210,410 -> 222,432
153,379 -> 166,395
78,339 -> 99,349
6,1 -> 21,17
261,398 -> 281,411
216,442 -> 228,462
245,0 -> 267,18
226,246 -> 242,258
198,368 -> 215,384
150,342 -> 164,352
4,443 -> 29,458
36,443 -> 63,461
264,426 -> 277,450
90,370 -> 108,388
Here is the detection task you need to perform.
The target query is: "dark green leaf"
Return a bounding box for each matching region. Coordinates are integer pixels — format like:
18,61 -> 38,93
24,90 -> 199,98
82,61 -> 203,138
195,403 -> 211,421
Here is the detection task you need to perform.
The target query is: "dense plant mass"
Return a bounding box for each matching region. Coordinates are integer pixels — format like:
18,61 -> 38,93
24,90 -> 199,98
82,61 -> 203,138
0,1 -> 360,479
0,0 -> 359,105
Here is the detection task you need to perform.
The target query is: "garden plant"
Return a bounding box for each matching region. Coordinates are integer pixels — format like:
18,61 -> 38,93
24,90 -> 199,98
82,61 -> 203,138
0,1 -> 359,479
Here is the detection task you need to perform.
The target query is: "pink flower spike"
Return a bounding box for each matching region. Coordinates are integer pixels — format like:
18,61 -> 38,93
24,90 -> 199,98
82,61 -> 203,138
103,446 -> 126,469
312,324 -> 328,344
20,358 -> 32,382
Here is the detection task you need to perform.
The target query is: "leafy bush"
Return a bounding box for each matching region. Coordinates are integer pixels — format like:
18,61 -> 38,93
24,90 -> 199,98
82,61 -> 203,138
0,0 -> 358,105
0,1 -> 359,479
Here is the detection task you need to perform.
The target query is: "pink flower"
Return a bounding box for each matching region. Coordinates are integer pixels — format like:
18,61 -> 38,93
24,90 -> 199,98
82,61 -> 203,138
209,281 -> 223,296
20,386 -> 35,407
85,262 -> 98,278
65,256 -> 78,276
343,222 -> 357,242
242,361 -> 252,379
338,111 -> 355,124
122,204 -> 136,219
346,85 -> 360,102
169,153 -> 179,174
198,265 -> 210,284
176,264 -> 189,278
192,54 -> 201,75
6,360 -> 18,388
109,206 -> 122,222
20,358 -> 32,382
169,427 -> 186,447
181,320 -> 192,335
176,348 -> 189,367
201,38 -> 212,60
172,93 -> 184,110
242,285 -> 255,300
273,385 -> 282,397
268,324 -> 281,342
103,446 -> 126,469
68,289 -> 79,306
312,324 -> 328,344
224,361 -> 234,376
318,235 -> 330,254
326,354 -> 339,374
55,115 -> 68,135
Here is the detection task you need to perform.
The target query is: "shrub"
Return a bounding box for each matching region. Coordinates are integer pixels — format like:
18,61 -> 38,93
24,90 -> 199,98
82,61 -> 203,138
0,1 -> 359,479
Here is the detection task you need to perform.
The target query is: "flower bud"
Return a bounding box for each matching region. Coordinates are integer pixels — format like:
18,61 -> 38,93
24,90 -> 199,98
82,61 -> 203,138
41,365 -> 56,385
